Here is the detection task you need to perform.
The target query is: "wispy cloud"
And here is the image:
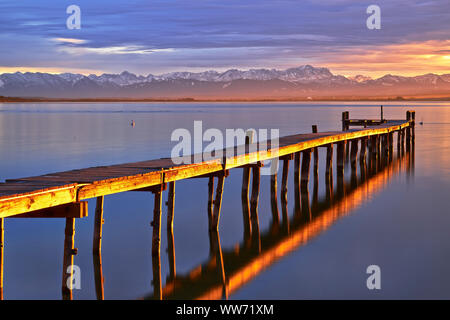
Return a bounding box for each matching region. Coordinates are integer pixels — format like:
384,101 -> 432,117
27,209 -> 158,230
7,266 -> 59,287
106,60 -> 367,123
0,0 -> 449,75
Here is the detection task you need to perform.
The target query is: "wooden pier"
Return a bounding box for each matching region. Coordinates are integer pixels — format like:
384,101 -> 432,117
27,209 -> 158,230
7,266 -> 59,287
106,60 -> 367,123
0,110 -> 415,299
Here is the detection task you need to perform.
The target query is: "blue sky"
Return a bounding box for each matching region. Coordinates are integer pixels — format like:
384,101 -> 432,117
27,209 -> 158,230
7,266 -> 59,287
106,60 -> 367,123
0,0 -> 449,77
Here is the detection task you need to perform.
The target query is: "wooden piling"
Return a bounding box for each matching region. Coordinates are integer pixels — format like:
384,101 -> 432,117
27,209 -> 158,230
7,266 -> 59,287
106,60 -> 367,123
342,111 -> 349,131
301,149 -> 311,187
312,125 -> 319,177
167,181 -> 175,232
62,217 -> 76,300
350,139 -> 359,167
336,142 -> 345,196
152,248 -> 162,300
360,137 -> 367,164
294,152 -> 301,213
93,196 -> 104,254
93,252 -> 104,300
326,144 -> 333,177
167,215 -> 176,281
211,173 -> 225,231
250,165 -> 261,222
151,190 -> 162,256
336,142 -> 345,176
270,159 -> 280,223
207,176 -> 214,229
281,157 -> 290,204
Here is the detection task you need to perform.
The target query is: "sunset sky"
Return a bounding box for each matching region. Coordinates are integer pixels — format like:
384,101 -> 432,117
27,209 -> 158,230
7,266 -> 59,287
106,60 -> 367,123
0,0 -> 449,78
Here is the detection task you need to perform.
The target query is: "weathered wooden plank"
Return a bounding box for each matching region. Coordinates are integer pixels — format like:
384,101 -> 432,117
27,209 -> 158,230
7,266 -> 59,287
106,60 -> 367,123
9,201 -> 87,218
0,186 -> 78,218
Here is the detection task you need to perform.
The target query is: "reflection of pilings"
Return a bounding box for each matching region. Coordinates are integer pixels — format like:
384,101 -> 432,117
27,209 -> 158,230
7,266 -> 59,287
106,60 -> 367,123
152,149 -> 412,300
167,220 -> 176,282
300,185 -> 311,221
0,218 -> 3,300
62,217 -> 76,300
270,159 -> 280,223
152,249 -> 162,300
93,253 -> 104,300
93,196 -> 104,254
209,230 -> 227,299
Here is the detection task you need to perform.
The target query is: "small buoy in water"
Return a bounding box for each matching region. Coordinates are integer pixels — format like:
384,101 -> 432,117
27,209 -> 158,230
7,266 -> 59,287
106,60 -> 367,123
419,121 -> 423,125
131,120 -> 135,127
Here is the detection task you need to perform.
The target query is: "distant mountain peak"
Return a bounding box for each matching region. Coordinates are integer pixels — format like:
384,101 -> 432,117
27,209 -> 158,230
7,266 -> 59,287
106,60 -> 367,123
1,65 -> 449,99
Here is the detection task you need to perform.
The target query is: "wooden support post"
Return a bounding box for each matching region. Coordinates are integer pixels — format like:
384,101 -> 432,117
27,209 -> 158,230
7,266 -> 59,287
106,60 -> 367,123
211,173 -> 225,231
336,142 -> 345,176
401,128 -> 406,152
250,165 -> 261,222
294,152 -> 301,214
381,105 -> 384,121
166,181 -> 175,232
0,218 -> 3,300
301,149 -> 311,188
336,142 -> 345,196
350,139 -> 359,167
151,190 -> 162,256
360,137 -> 367,164
270,159 -> 280,223
93,251 -> 104,300
93,196 -> 104,254
397,130 -> 402,152
326,144 -> 333,177
280,158 -> 290,234
166,182 -> 176,281
280,158 -> 290,204
342,111 -> 349,131
312,125 -> 319,177
241,130 -> 254,199
406,111 -> 411,148
207,176 -> 215,229
411,110 -> 416,143
152,248 -> 162,300
62,217 -> 76,300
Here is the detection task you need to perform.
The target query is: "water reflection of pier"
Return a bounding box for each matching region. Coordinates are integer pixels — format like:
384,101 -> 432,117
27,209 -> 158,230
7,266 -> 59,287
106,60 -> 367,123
143,144 -> 414,300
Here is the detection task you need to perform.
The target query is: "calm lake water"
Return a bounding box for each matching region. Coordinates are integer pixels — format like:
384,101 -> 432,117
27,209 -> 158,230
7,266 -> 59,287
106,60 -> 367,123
1,102 -> 450,300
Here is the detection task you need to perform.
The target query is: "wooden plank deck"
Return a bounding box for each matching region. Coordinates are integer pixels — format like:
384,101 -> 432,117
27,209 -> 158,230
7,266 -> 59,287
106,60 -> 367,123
0,119 -> 411,218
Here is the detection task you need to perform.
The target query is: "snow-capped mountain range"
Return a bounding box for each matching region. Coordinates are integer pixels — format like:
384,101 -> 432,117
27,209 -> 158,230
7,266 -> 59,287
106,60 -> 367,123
1,65 -> 449,99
